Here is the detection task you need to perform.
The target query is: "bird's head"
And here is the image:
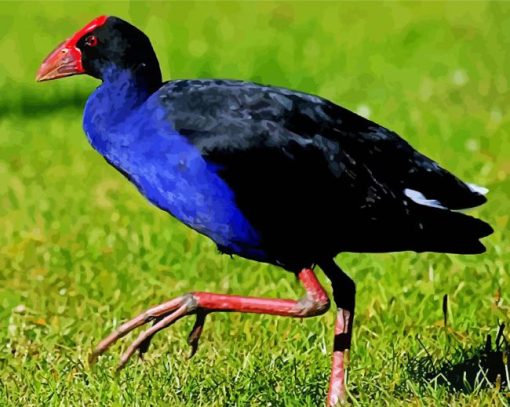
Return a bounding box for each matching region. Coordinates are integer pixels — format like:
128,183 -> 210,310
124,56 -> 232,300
36,16 -> 162,88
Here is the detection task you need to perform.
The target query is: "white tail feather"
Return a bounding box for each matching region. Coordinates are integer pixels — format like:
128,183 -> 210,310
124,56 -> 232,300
404,188 -> 446,209
466,183 -> 488,195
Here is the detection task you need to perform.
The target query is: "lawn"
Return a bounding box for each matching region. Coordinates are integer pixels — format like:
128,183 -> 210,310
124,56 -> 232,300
1,1 -> 509,405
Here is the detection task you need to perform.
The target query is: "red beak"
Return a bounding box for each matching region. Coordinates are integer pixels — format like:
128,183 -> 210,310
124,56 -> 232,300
36,15 -> 108,82
36,40 -> 84,82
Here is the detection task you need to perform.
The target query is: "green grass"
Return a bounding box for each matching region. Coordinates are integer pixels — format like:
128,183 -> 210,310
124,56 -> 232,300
1,1 -> 510,405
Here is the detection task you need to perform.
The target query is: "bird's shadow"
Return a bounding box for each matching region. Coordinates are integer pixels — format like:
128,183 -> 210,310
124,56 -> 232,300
403,296 -> 510,395
405,323 -> 509,394
0,89 -> 88,119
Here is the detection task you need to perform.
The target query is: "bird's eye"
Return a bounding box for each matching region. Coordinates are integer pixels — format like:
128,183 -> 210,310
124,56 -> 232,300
84,35 -> 98,47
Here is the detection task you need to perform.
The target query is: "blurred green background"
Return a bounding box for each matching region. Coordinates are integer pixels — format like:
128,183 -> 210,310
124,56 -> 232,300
1,1 -> 509,405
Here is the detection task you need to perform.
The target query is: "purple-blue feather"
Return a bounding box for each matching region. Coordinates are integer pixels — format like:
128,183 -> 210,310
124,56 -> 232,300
83,68 -> 265,261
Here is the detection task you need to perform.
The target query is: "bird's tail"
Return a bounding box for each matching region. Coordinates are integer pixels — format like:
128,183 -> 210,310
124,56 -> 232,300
413,206 -> 493,254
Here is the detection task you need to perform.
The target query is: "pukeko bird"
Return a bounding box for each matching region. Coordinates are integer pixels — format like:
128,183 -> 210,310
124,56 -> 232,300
36,16 -> 493,405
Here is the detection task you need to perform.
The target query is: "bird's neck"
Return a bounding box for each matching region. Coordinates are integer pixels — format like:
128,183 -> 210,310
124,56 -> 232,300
83,66 -> 161,153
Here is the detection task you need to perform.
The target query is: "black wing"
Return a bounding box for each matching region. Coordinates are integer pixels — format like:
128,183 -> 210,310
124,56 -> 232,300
158,79 -> 491,267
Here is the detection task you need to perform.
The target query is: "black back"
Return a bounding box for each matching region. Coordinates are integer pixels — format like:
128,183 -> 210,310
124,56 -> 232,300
157,79 -> 491,268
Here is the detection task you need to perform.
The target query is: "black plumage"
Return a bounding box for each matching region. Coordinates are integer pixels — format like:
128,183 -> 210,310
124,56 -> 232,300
160,79 -> 492,270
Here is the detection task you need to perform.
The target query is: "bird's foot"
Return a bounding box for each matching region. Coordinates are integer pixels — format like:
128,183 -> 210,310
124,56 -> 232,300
89,293 -> 207,370
89,268 -> 330,372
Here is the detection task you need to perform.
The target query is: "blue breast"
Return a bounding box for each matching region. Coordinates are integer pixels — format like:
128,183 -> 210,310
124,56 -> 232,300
82,75 -> 266,261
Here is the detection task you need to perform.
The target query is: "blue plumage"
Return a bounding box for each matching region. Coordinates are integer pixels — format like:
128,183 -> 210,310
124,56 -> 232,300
83,69 -> 264,260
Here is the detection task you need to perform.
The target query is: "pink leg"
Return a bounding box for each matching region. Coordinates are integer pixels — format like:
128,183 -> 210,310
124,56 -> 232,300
89,268 -> 331,370
320,259 -> 356,406
327,308 -> 354,406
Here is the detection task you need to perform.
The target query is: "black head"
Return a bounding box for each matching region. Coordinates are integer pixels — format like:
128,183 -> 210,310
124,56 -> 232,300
36,16 -> 162,91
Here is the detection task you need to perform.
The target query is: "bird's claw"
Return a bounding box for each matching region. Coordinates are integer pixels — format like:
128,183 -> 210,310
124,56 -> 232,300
89,294 -> 200,370
135,311 -> 207,361
188,312 -> 207,358
137,316 -> 165,358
